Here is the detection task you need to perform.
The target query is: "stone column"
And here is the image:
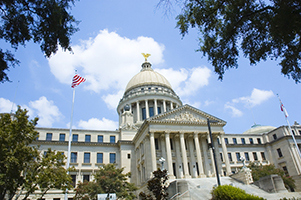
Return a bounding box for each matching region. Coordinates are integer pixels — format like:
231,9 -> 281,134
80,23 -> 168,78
220,134 -> 231,175
136,101 -> 140,122
170,102 -> 174,110
175,135 -> 183,178
149,132 -> 157,172
154,99 -> 158,115
180,132 -> 191,178
202,134 -> 212,176
194,132 -> 205,177
165,132 -> 175,178
163,100 -> 166,112
160,134 -> 167,162
145,100 -> 149,119
188,135 -> 197,178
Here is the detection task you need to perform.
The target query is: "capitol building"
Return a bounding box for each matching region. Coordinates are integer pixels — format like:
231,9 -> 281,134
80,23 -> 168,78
33,58 -> 301,199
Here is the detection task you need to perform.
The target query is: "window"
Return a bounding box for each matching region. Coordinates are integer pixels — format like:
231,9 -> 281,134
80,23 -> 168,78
127,153 -> 131,159
71,152 -> 77,163
220,153 -> 223,162
97,153 -> 103,163
59,133 -> 65,141
170,138 -> 173,150
217,137 -> 220,144
232,138 -> 237,144
157,107 -> 161,114
149,107 -> 154,117
85,135 -> 91,142
273,134 -> 277,140
257,138 -> 261,144
84,153 -> 90,163
71,175 -> 76,187
228,153 -> 233,162
46,133 -> 52,141
261,152 -> 266,160
142,108 -> 146,120
141,88 -> 144,92
244,152 -> 250,161
72,134 -> 78,142
282,166 -> 289,176
155,138 -> 159,150
236,152 -> 241,161
110,153 -> 116,163
224,138 -> 228,144
253,152 -> 258,160
98,135 -> 103,143
292,130 -> 295,135
299,130 -> 301,135
277,148 -> 283,157
83,175 -> 90,182
249,138 -> 254,144
110,136 -> 115,143
241,138 -> 245,144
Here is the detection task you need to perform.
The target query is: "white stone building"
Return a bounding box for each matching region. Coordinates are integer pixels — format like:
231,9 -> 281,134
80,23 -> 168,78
32,59 -> 301,199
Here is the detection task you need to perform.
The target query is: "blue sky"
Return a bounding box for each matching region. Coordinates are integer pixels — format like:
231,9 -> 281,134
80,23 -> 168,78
1,0 -> 300,134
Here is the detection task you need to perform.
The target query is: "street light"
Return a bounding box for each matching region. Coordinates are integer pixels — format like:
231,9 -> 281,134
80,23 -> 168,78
207,118 -> 221,186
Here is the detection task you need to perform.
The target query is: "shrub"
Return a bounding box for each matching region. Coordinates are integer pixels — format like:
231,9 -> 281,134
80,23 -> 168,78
211,185 -> 265,200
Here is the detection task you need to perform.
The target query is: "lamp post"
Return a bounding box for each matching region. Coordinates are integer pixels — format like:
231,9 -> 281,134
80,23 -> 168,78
207,118 -> 221,186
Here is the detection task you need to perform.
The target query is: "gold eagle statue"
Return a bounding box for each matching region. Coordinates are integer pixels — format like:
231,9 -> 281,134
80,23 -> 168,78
142,53 -> 151,61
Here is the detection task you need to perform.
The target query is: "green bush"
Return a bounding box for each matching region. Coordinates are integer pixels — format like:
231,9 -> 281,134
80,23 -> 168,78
211,185 -> 265,200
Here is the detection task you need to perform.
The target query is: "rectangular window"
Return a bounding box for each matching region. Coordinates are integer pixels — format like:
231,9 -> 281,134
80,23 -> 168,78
98,135 -> 103,143
85,135 -> 91,142
277,148 -> 283,157
110,136 -> 115,143
72,134 -> 78,142
84,153 -> 90,163
232,138 -> 237,144
71,152 -> 77,163
59,133 -> 65,141
155,138 -> 159,150
244,152 -> 250,161
127,153 -> 131,159
83,175 -> 90,182
273,134 -> 277,140
292,130 -> 295,135
241,138 -> 245,144
110,153 -> 116,163
224,138 -> 228,144
149,107 -> 154,117
46,133 -> 52,141
142,108 -> 146,120
220,153 -> 223,162
257,138 -> 261,144
217,137 -> 220,144
299,130 -> 301,135
170,138 -> 173,150
249,138 -> 254,144
157,107 -> 161,114
97,153 -> 103,163
228,153 -> 233,162
282,166 -> 289,176
71,175 -> 76,187
253,152 -> 258,160
261,152 -> 266,160
236,152 -> 241,161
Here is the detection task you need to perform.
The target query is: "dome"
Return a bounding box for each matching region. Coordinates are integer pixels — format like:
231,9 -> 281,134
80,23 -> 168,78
242,124 -> 276,135
125,61 -> 172,93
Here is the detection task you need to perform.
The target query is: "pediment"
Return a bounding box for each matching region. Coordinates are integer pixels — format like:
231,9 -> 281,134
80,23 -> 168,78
148,104 -> 226,125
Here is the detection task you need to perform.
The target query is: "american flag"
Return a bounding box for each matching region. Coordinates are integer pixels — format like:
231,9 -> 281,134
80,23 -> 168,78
71,74 -> 86,88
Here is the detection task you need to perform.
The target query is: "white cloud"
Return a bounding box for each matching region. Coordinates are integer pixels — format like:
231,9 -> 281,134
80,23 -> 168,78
78,118 -> 118,130
48,29 -> 165,93
102,90 -> 124,110
233,88 -> 274,107
158,66 -> 211,96
225,103 -> 243,117
0,98 -> 16,113
28,96 -> 63,127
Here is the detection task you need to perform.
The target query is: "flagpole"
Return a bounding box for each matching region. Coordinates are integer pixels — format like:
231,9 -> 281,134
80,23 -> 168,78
277,94 -> 301,160
65,87 -> 76,200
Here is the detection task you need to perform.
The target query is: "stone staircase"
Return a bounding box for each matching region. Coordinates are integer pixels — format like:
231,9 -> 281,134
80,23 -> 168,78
168,177 -> 301,200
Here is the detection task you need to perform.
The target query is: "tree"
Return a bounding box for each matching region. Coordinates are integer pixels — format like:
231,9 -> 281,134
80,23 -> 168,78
248,162 -> 296,191
167,0 -> 301,83
0,0 -> 78,83
139,169 -> 169,200
74,164 -> 137,200
0,107 -> 73,200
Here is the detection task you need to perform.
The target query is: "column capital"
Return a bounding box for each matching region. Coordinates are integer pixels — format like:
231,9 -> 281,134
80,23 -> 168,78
164,131 -> 171,134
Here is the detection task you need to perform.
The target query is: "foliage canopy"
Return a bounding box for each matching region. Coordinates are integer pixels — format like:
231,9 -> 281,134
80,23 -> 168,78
0,0 -> 78,82
170,0 -> 301,82
74,164 -> 137,200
